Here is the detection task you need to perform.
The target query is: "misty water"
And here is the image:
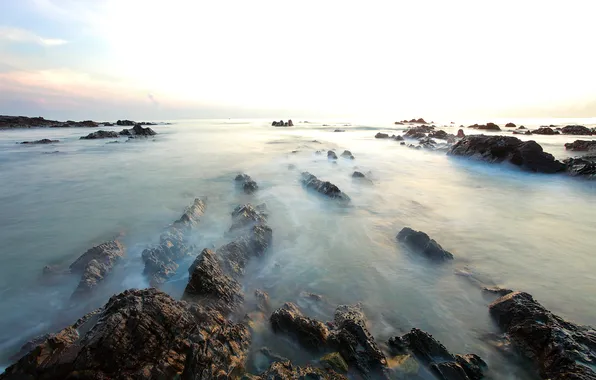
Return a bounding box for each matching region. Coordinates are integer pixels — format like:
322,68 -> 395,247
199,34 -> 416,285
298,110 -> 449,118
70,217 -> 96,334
0,119 -> 595,378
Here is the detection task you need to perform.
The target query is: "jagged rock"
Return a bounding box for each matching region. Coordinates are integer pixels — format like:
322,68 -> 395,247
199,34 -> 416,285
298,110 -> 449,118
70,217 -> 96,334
456,354 -> 487,380
116,119 -> 135,126
119,124 -> 157,137
328,150 -> 338,160
218,224 -> 273,278
419,137 -> 437,149
80,130 -> 119,139
489,291 -> 596,379
329,304 -> 387,377
375,132 -> 390,139
561,125 -> 592,135
229,204 -> 267,232
235,174 -> 259,194
532,127 -> 559,135
183,248 -> 244,315
564,156 -> 596,178
448,135 -> 565,174
396,227 -> 454,261
258,361 -> 347,379
340,150 -> 354,159
270,303 -> 330,351
429,130 -> 449,139
301,172 -> 350,201
20,139 -> 59,144
468,123 -> 501,131
505,122 -> 516,128
565,140 -> 596,151
320,352 -> 349,374
405,126 -> 434,139
142,198 -> 205,286
69,241 -> 125,298
0,288 -> 250,380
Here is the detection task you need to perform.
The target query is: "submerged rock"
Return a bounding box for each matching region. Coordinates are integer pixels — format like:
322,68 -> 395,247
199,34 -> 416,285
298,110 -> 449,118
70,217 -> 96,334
375,132 -> 390,139
561,125 -> 592,135
69,240 -> 125,298
1,288 -> 250,380
448,135 -> 565,174
482,286 -> 513,296
489,291 -> 596,379
255,289 -> 271,313
563,156 -> 596,178
396,227 -> 454,261
334,129 -> 346,132
393,135 -> 405,141
119,124 -> 157,137
565,140 -> 596,151
142,198 -> 206,286
270,302 -> 330,351
301,172 -> 350,201
532,126 -> 559,135
340,150 -> 354,159
229,203 -> 267,231
80,130 -> 119,139
235,173 -> 259,194
20,139 -> 59,144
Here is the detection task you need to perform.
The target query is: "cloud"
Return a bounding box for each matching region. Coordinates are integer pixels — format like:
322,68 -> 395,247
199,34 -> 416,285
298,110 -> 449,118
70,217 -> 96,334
0,26 -> 67,46
147,93 -> 159,107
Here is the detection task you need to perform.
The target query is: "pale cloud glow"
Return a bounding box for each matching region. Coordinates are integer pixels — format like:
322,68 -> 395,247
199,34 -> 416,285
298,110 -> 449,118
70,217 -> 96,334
0,26 -> 67,46
0,0 -> 595,119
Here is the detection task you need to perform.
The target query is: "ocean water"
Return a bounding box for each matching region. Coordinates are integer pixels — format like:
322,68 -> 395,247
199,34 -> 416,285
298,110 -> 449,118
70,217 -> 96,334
0,118 -> 595,378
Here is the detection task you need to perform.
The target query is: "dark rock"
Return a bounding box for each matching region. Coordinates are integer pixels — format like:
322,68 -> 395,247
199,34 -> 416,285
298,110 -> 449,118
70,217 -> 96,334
70,241 -> 125,298
328,150 -> 338,160
334,129 -> 345,132
119,124 -> 157,137
272,120 -> 293,127
448,135 -> 565,174
288,119 -> 294,127
142,198 -> 206,287
489,291 -> 596,379
1,288 -> 250,379
20,139 -> 59,144
430,130 -> 449,139
218,224 -> 273,278
399,118 -> 428,124
505,122 -> 517,128
456,354 -> 487,380
352,171 -> 366,178
235,173 -> 259,194
394,121 -> 405,125
258,361 -> 347,379
116,119 -> 135,126
183,248 -> 244,315
405,125 -> 434,139
301,172 -> 350,201
561,125 -> 592,135
340,150 -> 354,159
80,130 -> 119,139
270,302 -> 330,351
400,142 -> 406,145
524,130 -> 532,135
320,352 -> 349,374
396,227 -> 454,261
564,156 -> 596,178
533,127 -> 559,135
565,140 -> 596,151
229,203 -> 267,232
419,137 -> 437,149
518,126 -> 526,129
375,132 -> 390,139
393,135 -> 404,141
457,129 -> 465,138
468,123 -> 501,131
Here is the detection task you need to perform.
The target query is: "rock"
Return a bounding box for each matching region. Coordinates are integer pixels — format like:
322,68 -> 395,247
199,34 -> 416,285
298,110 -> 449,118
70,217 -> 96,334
505,122 -> 517,128
400,141 -> 406,145
387,354 -> 420,376
565,140 -> 596,151
429,130 -> 449,139
183,248 -> 244,315
352,171 -> 366,178
482,286 -> 513,296
272,120 -> 293,127
518,126 -> 526,129
396,227 -> 454,261
116,119 -> 135,126
255,289 -> 271,313
467,123 -> 501,131
448,135 -> 565,174
489,291 -> 596,379
301,172 -> 350,201
394,121 -> 405,125
80,130 -> 119,139
299,291 -> 324,302
288,119 -> 294,127
418,137 -> 437,149
457,129 -> 465,138
340,150 -> 354,159
20,139 -> 59,144
456,354 -> 487,380
334,129 -> 345,132
561,125 -> 592,135
375,132 -> 390,139
431,361 -> 472,380
328,150 -> 338,160
253,347 -> 290,372
399,118 -> 428,124
235,173 -> 259,194
393,135 -> 404,141
229,204 -> 267,232
270,302 -> 330,351
1,288 -> 250,379
142,198 -> 206,286
329,304 -> 387,377
69,241 -> 125,298
405,125 -> 434,139
258,361 -> 347,379
532,126 -> 559,135
564,156 -> 596,178
218,224 -> 273,278
320,352 -> 349,374
524,130 -> 532,135
119,124 -> 157,137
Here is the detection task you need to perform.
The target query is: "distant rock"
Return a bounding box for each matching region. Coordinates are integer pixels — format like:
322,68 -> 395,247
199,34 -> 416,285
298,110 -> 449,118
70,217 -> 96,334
396,227 -> 454,261
334,129 -> 345,132
565,140 -> 596,151
561,125 -> 592,135
70,241 -> 125,298
119,124 -> 157,137
393,135 -> 404,141
394,121 -> 404,125
116,119 -> 135,126
505,122 -> 516,128
340,150 -> 354,159
375,132 -> 390,139
80,130 -> 119,139
272,119 -> 293,127
429,130 -> 449,139
518,126 -> 526,129
328,150 -> 338,160
448,135 -> 565,174
235,173 -> 259,194
0,115 -> 99,129
301,172 -> 350,201
468,123 -> 501,131
352,171 -> 366,178
563,155 -> 596,178
400,118 -> 428,124
532,126 -> 559,135
20,139 -> 59,144
405,125 -> 434,139
270,302 -> 330,351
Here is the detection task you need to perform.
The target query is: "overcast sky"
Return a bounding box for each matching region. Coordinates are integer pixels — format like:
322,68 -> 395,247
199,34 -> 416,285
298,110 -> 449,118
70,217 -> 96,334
0,0 -> 594,121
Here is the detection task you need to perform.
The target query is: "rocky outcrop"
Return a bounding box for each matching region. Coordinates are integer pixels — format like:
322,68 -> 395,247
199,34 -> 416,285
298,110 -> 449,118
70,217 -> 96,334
119,124 -> 157,137
0,115 -> 99,129
565,140 -> 596,151
489,291 -> 596,379
405,125 -> 434,139
258,361 -> 347,379
80,130 -> 119,139
418,137 -> 437,149
0,288 -> 251,380
334,129 -> 345,132
116,119 -> 135,126
301,172 -> 350,201
429,130 -> 449,139
69,241 -> 125,298
532,127 -> 559,135
235,174 -> 259,194
562,125 -> 592,135
468,123 -> 501,131
448,135 -> 565,174
328,150 -> 338,160
457,129 -> 465,138
272,120 -> 293,127
229,204 -> 268,232
142,198 -> 206,286
393,135 -> 404,141
563,156 -> 596,178
340,150 -> 354,159
505,122 -> 516,128
399,118 -> 428,124
388,328 -> 487,380
375,132 -> 390,139
218,224 -> 272,278
270,303 -> 330,351
396,227 -> 454,261
20,139 -> 59,144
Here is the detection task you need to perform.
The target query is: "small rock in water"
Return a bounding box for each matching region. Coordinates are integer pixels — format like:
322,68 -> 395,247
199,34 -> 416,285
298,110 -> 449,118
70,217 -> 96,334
328,150 -> 338,160
561,125 -> 592,135
255,289 -> 271,313
563,155 -> 596,178
20,139 -> 59,144
505,122 -> 517,128
375,132 -> 390,139
340,150 -> 354,159
352,171 -> 366,178
299,291 -> 323,302
334,129 -> 346,132
301,172 -> 350,201
396,227 -> 454,261
457,129 -> 465,138
80,130 -> 119,139
235,173 -> 259,194
482,286 -> 513,296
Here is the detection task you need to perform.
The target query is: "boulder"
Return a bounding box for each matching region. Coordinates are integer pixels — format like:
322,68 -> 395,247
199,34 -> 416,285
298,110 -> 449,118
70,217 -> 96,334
352,171 -> 366,178
69,241 -> 125,298
235,173 -> 259,194
563,156 -> 596,178
419,137 -> 437,149
468,123 -> 501,131
119,124 -> 157,137
80,130 -> 119,139
429,130 -> 449,139
270,302 -> 330,351
20,139 -> 59,144
561,125 -> 592,135
116,119 -> 135,126
393,135 -> 404,141
272,120 -> 293,127
448,135 -> 565,174
532,127 -> 559,135
457,129 -> 465,138
340,150 -> 354,159
518,126 -> 526,129
396,227 -> 454,261
375,132 -> 390,139
288,119 -> 294,127
301,172 -> 350,201
328,150 -> 338,160
258,361 -> 347,379
505,122 -> 516,128
564,140 -> 596,151
0,288 -> 250,380
489,291 -> 596,379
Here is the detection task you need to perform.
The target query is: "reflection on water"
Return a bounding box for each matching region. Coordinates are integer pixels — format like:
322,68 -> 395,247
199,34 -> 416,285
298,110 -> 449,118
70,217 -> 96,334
0,119 -> 595,378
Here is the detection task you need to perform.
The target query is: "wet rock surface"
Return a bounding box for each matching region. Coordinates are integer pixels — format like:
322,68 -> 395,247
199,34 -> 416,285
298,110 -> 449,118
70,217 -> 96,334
448,135 -> 565,174
489,291 -> 596,380
564,156 -> 596,178
69,240 -> 125,298
20,139 -> 59,144
405,126 -> 434,139
0,288 -> 251,380
235,174 -> 259,194
328,150 -> 338,160
468,123 -> 501,131
340,150 -> 354,159
229,203 -> 268,232
532,127 -> 559,135
142,198 -> 206,286
397,227 -> 454,261
80,130 -> 119,139
375,132 -> 390,138
301,172 -> 350,201
565,140 -> 596,151
218,224 -> 273,278
118,124 -> 157,137
561,125 -> 592,135
270,302 -> 330,351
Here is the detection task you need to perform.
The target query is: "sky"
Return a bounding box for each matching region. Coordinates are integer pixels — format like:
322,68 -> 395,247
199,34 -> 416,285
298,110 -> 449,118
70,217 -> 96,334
0,0 -> 595,121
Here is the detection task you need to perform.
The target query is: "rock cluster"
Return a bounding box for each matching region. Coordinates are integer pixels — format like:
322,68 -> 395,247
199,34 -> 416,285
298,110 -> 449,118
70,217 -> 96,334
235,174 -> 259,194
272,119 -> 293,127
301,172 -> 350,201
